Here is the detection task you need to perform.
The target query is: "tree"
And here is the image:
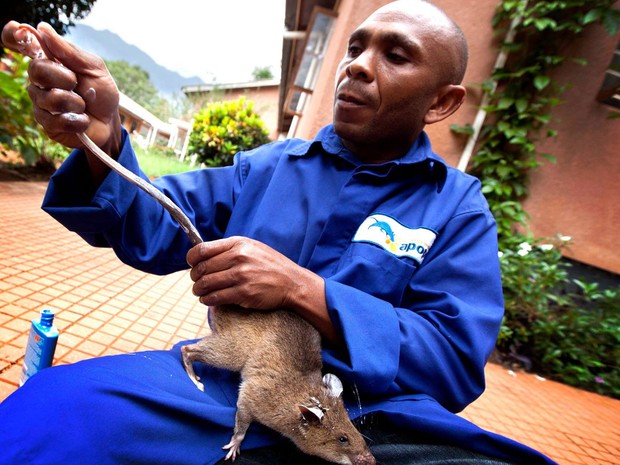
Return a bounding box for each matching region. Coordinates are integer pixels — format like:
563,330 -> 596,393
105,59 -> 173,120
106,60 -> 159,106
0,0 -> 96,49
252,66 -> 274,81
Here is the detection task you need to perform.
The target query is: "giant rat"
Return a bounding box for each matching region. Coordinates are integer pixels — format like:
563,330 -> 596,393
182,305 -> 375,464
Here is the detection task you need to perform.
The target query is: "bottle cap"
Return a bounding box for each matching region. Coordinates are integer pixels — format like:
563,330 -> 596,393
40,309 -> 55,327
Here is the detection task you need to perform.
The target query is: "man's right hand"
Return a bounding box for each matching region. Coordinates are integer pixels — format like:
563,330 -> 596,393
1,21 -> 122,163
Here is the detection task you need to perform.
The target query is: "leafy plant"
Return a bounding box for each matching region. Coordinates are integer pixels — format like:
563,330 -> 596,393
0,49 -> 69,166
188,97 -> 270,167
497,235 -> 620,398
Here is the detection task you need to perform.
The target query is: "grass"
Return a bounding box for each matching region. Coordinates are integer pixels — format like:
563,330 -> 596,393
133,144 -> 198,178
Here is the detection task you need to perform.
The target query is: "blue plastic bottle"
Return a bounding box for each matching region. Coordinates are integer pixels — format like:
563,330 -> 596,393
19,309 -> 59,386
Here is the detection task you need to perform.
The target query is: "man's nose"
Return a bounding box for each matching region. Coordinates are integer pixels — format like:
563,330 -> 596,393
346,52 -> 374,81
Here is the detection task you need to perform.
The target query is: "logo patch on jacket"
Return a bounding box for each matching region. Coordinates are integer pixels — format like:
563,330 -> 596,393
353,214 -> 437,264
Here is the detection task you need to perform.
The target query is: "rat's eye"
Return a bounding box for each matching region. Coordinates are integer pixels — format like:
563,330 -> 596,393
338,435 -> 349,444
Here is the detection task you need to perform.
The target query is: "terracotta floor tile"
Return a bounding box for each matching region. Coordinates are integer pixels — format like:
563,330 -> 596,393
150,329 -> 174,344
111,338 -> 142,353
0,343 -> 23,363
0,292 -> 22,304
0,363 -> 22,386
0,379 -> 18,399
100,324 -> 128,338
0,326 -> 20,344
87,331 -> 117,347
61,350 -> 95,365
76,339 -> 108,357
121,330 -> 147,345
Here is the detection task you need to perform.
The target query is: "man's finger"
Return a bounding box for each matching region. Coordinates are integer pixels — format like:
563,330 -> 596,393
28,59 -> 78,91
186,238 -> 238,267
32,104 -> 89,135
1,21 -> 22,51
37,22 -> 107,76
27,85 -> 86,115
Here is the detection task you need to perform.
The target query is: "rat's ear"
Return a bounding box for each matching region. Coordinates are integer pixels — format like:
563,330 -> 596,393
323,373 -> 343,398
298,404 -> 324,424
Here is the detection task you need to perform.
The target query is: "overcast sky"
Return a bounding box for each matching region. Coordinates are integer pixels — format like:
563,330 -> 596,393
75,0 -> 286,83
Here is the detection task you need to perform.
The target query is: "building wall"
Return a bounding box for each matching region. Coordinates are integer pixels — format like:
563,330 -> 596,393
522,24 -> 620,274
292,0 -> 620,275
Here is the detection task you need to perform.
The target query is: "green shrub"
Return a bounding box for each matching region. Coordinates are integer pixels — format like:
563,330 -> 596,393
188,97 -> 270,167
0,49 -> 69,166
497,234 -> 620,398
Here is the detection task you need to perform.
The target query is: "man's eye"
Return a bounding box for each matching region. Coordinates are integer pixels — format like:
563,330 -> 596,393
348,45 -> 362,57
386,52 -> 407,63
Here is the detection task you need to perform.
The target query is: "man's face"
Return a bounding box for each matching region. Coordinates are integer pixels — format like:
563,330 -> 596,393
333,8 -> 452,162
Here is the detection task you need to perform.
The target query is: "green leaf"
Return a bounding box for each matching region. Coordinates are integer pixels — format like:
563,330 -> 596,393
582,9 -> 601,25
533,17 -> 557,30
602,10 -> 620,36
498,97 -> 514,109
481,184 -> 494,194
534,75 -> 550,91
515,98 -> 529,113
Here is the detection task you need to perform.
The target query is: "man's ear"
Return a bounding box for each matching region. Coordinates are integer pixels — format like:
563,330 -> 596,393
423,84 -> 466,125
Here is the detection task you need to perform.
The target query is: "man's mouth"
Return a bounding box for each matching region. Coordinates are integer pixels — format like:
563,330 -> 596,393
337,92 -> 365,105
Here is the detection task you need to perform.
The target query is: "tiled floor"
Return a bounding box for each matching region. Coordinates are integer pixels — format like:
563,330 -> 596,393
1,180 -> 619,464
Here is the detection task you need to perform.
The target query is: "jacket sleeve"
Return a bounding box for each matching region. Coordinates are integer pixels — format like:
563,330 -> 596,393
42,129 -> 241,275
322,205 -> 504,413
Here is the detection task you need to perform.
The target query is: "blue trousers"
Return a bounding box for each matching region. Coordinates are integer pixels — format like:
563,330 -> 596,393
0,345 -> 519,465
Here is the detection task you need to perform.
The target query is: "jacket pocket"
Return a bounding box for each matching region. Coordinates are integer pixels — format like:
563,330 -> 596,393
331,242 -> 417,304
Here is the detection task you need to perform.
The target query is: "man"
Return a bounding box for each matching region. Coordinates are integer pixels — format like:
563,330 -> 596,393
0,1 -> 555,464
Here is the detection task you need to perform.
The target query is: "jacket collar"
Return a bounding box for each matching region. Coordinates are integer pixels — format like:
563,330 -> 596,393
286,124 -> 448,191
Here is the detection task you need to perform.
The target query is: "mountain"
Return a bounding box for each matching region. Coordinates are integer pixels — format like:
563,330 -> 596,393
65,24 -> 204,97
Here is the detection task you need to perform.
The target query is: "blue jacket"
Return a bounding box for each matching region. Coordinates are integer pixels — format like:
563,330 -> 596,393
31,125 -> 554,464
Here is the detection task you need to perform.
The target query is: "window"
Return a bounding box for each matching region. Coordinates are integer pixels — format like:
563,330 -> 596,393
284,8 -> 336,119
597,39 -> 620,109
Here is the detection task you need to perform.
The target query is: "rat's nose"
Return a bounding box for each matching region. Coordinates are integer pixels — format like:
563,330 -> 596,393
354,450 -> 375,465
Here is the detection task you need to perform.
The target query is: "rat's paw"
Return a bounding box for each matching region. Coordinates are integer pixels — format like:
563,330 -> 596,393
188,376 -> 204,391
223,438 -> 242,461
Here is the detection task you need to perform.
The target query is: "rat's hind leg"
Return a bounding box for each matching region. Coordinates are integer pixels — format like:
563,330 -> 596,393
181,342 -> 207,391
181,335 -> 247,391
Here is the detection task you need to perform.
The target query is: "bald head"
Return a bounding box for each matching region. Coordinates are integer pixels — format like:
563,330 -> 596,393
369,0 -> 469,84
